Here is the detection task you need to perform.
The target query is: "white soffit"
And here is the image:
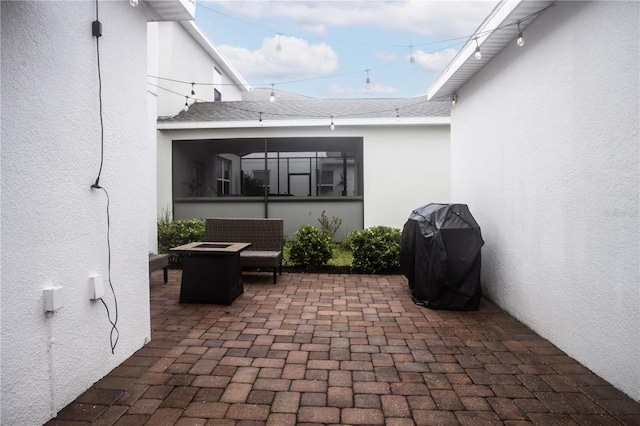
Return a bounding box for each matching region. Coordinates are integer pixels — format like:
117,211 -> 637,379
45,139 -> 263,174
427,0 -> 554,101
145,0 -> 195,22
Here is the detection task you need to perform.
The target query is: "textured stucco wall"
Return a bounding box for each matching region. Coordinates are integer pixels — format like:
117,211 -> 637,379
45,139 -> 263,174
147,23 -> 160,252
157,123 -> 450,231
363,125 -> 450,228
450,1 -> 639,400
155,22 -> 243,118
1,2 -> 152,424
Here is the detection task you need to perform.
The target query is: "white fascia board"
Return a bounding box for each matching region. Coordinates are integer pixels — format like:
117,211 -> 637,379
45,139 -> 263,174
180,21 -> 252,92
157,116 -> 450,130
145,0 -> 195,22
427,0 -> 522,100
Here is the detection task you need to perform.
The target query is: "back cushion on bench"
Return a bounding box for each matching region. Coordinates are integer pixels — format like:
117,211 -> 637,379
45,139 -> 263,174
204,218 -> 283,252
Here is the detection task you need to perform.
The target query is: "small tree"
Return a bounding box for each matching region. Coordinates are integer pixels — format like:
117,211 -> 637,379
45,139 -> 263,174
317,210 -> 342,241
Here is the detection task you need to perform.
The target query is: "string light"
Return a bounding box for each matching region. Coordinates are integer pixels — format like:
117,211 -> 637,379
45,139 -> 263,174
191,82 -> 196,97
451,92 -> 458,106
365,70 -> 370,86
474,38 -> 482,60
269,84 -> 276,103
408,45 -> 416,64
276,34 -> 282,52
129,0 -> 138,6
183,96 -> 189,112
259,112 -> 263,126
330,116 -> 335,131
516,22 -> 525,47
396,108 -> 400,121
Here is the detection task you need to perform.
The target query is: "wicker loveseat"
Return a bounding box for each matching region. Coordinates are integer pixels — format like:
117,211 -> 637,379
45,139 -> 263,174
204,217 -> 284,284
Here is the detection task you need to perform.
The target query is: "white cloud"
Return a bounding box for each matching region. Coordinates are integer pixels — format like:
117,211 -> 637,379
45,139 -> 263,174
217,35 -> 339,80
213,1 -> 499,38
413,48 -> 458,72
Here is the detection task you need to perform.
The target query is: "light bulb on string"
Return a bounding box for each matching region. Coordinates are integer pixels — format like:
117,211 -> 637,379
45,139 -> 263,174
183,96 -> 189,112
396,108 -> 400,122
191,82 -> 196,97
330,116 -> 335,131
365,70 -> 370,86
409,45 -> 416,64
129,0 -> 138,6
269,84 -> 276,103
516,22 -> 525,47
276,34 -> 282,52
259,112 -> 264,127
451,92 -> 458,106
474,38 -> 482,60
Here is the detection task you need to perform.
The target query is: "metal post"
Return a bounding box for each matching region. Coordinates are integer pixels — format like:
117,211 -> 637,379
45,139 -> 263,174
264,138 -> 268,218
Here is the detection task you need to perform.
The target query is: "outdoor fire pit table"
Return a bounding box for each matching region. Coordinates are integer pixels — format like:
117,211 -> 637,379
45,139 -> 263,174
170,242 -> 251,304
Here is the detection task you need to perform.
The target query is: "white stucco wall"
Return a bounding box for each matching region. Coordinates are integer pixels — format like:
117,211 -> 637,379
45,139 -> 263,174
450,1 -> 639,400
157,123 -> 450,231
154,22 -> 244,118
363,125 -> 450,228
147,21 -> 160,253
1,2 -> 153,424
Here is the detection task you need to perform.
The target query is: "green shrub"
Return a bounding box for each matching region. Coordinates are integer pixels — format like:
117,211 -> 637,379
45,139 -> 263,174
157,218 -> 205,267
350,226 -> 402,273
289,225 -> 333,269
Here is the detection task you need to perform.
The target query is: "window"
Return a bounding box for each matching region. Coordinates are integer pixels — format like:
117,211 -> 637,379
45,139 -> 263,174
213,67 -> 222,101
173,137 -> 362,199
241,152 -> 357,197
216,158 -> 230,195
317,170 -> 334,195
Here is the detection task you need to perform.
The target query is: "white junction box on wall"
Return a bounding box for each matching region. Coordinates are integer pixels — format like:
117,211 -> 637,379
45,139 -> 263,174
44,286 -> 64,312
89,274 -> 104,300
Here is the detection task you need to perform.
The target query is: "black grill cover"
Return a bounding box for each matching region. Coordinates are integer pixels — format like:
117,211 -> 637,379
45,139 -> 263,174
400,203 -> 484,311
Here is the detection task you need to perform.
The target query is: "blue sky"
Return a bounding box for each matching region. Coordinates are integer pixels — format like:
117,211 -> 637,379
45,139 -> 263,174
194,1 -> 499,99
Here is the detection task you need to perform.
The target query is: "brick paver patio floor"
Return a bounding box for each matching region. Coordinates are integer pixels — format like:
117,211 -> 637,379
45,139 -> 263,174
48,269 -> 640,425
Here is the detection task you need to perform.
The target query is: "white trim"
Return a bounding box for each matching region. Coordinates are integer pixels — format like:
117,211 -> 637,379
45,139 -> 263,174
157,117 -> 450,130
144,0 -> 195,21
428,0 -> 552,100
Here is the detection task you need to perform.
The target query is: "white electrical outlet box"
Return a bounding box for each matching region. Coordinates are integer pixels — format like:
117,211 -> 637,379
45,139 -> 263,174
89,274 -> 104,300
44,286 -> 64,312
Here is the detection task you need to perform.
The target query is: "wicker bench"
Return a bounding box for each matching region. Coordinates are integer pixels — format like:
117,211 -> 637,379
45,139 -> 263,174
149,253 -> 169,284
204,218 -> 284,284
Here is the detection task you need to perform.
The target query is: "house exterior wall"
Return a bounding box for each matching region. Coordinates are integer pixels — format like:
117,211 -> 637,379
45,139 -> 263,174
154,21 -> 244,118
158,123 -> 450,233
363,125 -> 450,228
148,22 -> 160,253
1,2 -> 158,423
450,1 -> 639,399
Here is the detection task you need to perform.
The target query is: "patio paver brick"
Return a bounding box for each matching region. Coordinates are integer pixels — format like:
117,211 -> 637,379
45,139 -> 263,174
45,270 -> 640,425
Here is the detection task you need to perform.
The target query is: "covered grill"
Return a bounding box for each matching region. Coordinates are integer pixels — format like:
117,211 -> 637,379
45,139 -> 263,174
400,203 -> 484,311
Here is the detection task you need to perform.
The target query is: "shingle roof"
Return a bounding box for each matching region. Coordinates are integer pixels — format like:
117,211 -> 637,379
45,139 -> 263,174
161,97 -> 450,123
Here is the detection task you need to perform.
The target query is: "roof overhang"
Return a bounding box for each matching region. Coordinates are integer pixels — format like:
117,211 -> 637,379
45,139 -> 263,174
144,0 -> 195,21
157,116 -> 450,130
179,21 -> 252,92
428,0 -> 554,101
